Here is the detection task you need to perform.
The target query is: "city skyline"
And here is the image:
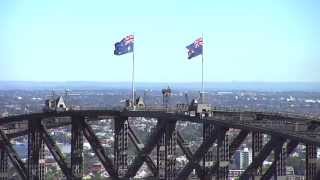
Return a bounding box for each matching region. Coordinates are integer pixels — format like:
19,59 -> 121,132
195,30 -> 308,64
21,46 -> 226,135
1,0 -> 320,82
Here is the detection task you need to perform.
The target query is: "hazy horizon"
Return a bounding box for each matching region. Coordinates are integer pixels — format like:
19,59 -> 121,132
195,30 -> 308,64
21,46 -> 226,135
1,81 -> 320,92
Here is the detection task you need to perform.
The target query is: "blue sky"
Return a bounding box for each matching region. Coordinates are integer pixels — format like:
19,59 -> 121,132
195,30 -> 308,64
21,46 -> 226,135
0,0 -> 319,82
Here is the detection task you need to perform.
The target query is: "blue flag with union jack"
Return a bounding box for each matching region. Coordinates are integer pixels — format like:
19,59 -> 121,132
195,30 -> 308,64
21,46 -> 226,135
114,35 -> 134,55
186,37 -> 203,59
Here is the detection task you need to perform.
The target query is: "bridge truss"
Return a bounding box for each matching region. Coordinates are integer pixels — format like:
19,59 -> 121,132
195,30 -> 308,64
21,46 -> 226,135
0,110 -> 320,180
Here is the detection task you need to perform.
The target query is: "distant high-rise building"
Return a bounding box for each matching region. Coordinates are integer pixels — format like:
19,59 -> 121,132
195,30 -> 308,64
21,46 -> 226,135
240,148 -> 252,170
232,148 -> 252,170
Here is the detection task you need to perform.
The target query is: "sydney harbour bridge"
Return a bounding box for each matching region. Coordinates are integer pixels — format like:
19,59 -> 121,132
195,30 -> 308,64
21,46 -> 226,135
0,101 -> 320,180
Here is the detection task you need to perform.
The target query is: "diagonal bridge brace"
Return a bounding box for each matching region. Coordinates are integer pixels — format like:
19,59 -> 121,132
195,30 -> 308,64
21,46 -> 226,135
127,124 -> 157,176
239,136 -> 286,180
0,129 -> 27,180
262,123 -> 318,180
176,131 -> 204,179
79,117 -> 119,179
124,119 -> 175,179
261,140 -> 298,180
175,126 -> 227,180
207,130 -> 249,177
39,123 -> 72,179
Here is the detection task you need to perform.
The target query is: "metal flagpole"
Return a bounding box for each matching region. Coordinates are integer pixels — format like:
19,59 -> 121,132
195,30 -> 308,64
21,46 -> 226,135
201,33 -> 204,104
132,34 -> 135,109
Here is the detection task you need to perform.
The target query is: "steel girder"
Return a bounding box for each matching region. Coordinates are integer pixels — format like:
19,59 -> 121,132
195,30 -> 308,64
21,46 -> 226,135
71,115 -> 84,179
202,122 -> 215,179
114,117 -> 129,177
127,124 -> 157,176
175,126 -> 226,180
306,144 -> 317,180
124,119 -> 169,179
206,130 -> 249,178
79,117 -> 119,180
0,129 -> 27,179
28,119 -> 45,180
229,130 -> 249,158
0,147 -> 8,180
275,141 -> 286,177
0,149 -> 7,180
239,136 -> 286,180
216,128 -> 229,180
252,131 -> 263,177
39,123 -> 71,179
176,131 -> 204,179
157,121 -> 177,180
261,140 -> 299,180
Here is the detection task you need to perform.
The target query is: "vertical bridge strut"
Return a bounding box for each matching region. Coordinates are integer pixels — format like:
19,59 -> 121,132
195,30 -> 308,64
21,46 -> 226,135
71,115 -> 84,179
0,111 -> 319,180
240,136 -> 286,180
28,118 -> 45,180
157,120 -> 176,180
114,117 -> 128,177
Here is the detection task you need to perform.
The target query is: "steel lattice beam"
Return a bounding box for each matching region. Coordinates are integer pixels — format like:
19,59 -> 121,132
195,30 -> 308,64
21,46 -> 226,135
229,130 -> 249,158
124,119 -> 169,179
261,140 -> 299,180
127,124 -> 157,176
306,144 -> 317,180
28,118 -> 45,180
0,130 -> 27,180
202,122 -> 215,179
216,128 -> 229,180
157,121 -> 177,180
39,123 -> 71,179
176,131 -> 204,179
114,117 -> 128,177
239,136 -> 286,180
80,117 -> 119,179
175,127 -> 225,180
206,130 -> 248,178
71,115 -> 84,179
0,149 -> 8,180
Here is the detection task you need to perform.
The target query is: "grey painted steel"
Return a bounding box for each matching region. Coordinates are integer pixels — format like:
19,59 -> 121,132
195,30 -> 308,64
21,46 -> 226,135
175,127 -> 224,180
28,119 -> 45,180
0,149 -> 7,180
157,121 -> 176,180
0,129 -> 27,179
125,119 -> 168,179
217,128 -> 229,180
127,124 -> 157,176
203,122 -> 215,179
306,144 -> 317,180
71,115 -> 84,179
239,136 -> 286,180
80,117 -> 119,180
261,140 -> 299,180
207,130 -> 248,178
176,131 -> 204,179
252,132 -> 263,177
40,124 -> 71,179
114,117 -> 128,177
1,110 -> 320,145
0,110 -> 320,179
229,130 -> 249,158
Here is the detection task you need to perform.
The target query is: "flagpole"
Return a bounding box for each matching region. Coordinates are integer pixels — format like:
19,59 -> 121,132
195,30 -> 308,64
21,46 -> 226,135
201,33 -> 204,104
132,34 -> 135,109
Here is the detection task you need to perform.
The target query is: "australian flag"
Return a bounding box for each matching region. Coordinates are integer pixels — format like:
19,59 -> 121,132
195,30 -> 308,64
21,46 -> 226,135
186,37 -> 203,59
114,35 -> 134,55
